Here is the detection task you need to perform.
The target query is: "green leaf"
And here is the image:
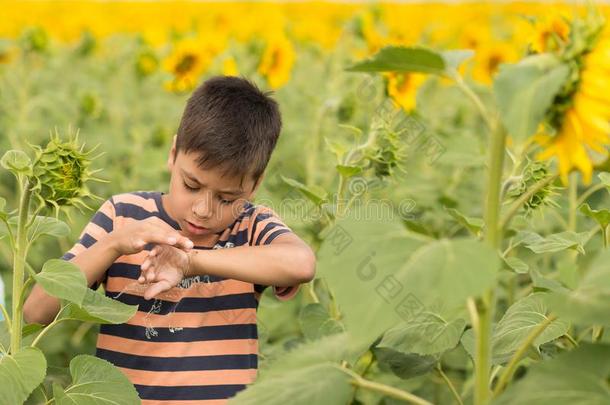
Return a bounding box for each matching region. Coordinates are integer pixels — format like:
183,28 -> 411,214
34,259 -> 88,306
504,256 -> 529,274
346,46 -> 446,74
336,164 -> 363,178
53,354 -> 140,404
579,203 -> 610,229
530,268 -> 570,293
373,347 -> 436,379
324,137 -> 348,161
378,312 -> 465,355
27,216 -> 71,243
259,333 -> 352,380
490,293 -> 568,363
446,207 -> 484,236
0,150 -> 32,175
492,343 -> 610,405
441,49 -> 475,70
523,231 -> 587,255
0,197 -> 5,211
546,249 -> 610,325
0,347 -> 47,404
229,363 -> 352,405
494,54 -> 570,141
318,203 -> 500,348
598,172 -> 610,189
59,289 -> 138,324
299,303 -> 343,341
280,175 -> 328,206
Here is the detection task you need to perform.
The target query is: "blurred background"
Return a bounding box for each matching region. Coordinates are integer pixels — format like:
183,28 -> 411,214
2,1 -> 609,403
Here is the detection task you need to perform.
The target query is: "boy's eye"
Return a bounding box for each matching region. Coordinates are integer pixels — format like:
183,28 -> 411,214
183,181 -> 198,191
183,181 -> 234,205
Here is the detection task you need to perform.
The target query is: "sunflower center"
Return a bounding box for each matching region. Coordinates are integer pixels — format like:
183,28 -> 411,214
175,54 -> 197,75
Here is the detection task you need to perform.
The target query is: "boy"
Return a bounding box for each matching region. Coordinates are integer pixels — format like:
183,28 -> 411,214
23,76 -> 316,404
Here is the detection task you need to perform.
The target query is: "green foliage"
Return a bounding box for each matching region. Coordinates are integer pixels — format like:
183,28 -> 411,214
493,53 -> 570,141
51,355 -> 140,404
493,344 -> 610,404
0,347 -> 47,404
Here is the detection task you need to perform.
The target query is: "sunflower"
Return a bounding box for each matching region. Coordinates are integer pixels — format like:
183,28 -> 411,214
535,19 -> 610,185
163,37 -> 213,93
385,72 -> 427,112
528,11 -> 571,53
257,32 -> 296,89
471,41 -> 520,84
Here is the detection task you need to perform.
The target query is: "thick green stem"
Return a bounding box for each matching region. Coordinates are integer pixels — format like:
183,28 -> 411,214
473,122 -> 506,405
10,178 -> 32,353
568,172 -> 578,232
492,314 -> 556,396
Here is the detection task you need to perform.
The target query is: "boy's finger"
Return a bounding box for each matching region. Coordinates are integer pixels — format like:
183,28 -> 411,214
178,237 -> 194,250
146,268 -> 156,282
144,280 -> 172,300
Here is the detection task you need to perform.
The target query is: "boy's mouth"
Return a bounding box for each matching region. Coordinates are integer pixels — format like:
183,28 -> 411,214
185,220 -> 210,235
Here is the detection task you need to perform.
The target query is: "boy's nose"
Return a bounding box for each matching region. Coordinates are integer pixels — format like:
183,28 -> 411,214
192,198 -> 213,219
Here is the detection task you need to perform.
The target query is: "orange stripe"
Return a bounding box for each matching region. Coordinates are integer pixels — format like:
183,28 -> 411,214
126,306 -> 258,328
97,334 -> 258,358
106,277 -> 253,301
115,250 -> 149,266
114,192 -> 159,212
118,367 -> 258,387
83,221 -> 111,243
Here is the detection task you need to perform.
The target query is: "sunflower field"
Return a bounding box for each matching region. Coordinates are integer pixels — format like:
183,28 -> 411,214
2,1 -> 610,404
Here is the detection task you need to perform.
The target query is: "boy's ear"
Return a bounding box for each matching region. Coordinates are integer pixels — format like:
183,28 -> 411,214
167,135 -> 177,170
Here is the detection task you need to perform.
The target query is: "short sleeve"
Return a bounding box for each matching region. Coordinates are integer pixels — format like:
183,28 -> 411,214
250,205 -> 300,301
61,197 -> 116,289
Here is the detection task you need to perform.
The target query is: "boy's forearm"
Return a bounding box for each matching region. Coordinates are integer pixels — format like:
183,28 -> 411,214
23,235 -> 120,325
187,244 -> 315,287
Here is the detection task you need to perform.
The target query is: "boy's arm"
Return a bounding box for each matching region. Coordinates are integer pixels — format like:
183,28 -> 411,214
139,205 -> 315,300
23,236 -> 121,325
186,231 -> 315,287
24,198 -> 193,325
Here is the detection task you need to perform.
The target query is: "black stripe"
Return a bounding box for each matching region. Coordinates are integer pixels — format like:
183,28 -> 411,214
114,202 -> 158,221
226,228 -> 249,246
108,262 -> 225,283
104,291 -> 256,314
61,252 -> 75,260
91,211 -> 113,233
99,322 -> 257,342
264,229 -> 291,244
79,233 -> 97,248
255,222 -> 284,245
133,383 -> 248,401
97,348 -> 257,371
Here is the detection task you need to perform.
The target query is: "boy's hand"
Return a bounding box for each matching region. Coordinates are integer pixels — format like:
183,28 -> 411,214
110,217 -> 194,256
138,244 -> 192,300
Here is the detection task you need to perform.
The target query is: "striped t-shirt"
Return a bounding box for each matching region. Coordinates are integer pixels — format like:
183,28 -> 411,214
61,191 -> 300,404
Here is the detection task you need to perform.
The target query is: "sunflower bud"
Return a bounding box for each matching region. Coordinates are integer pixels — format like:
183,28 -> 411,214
507,160 -> 560,213
29,128 -> 105,217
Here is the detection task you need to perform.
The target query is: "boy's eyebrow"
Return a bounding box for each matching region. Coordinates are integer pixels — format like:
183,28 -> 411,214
181,169 -> 244,195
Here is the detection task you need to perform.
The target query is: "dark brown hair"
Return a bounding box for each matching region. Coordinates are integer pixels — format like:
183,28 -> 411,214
174,76 -> 282,190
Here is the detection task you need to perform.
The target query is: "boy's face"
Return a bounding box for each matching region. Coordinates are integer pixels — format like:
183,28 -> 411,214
164,136 -> 262,237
